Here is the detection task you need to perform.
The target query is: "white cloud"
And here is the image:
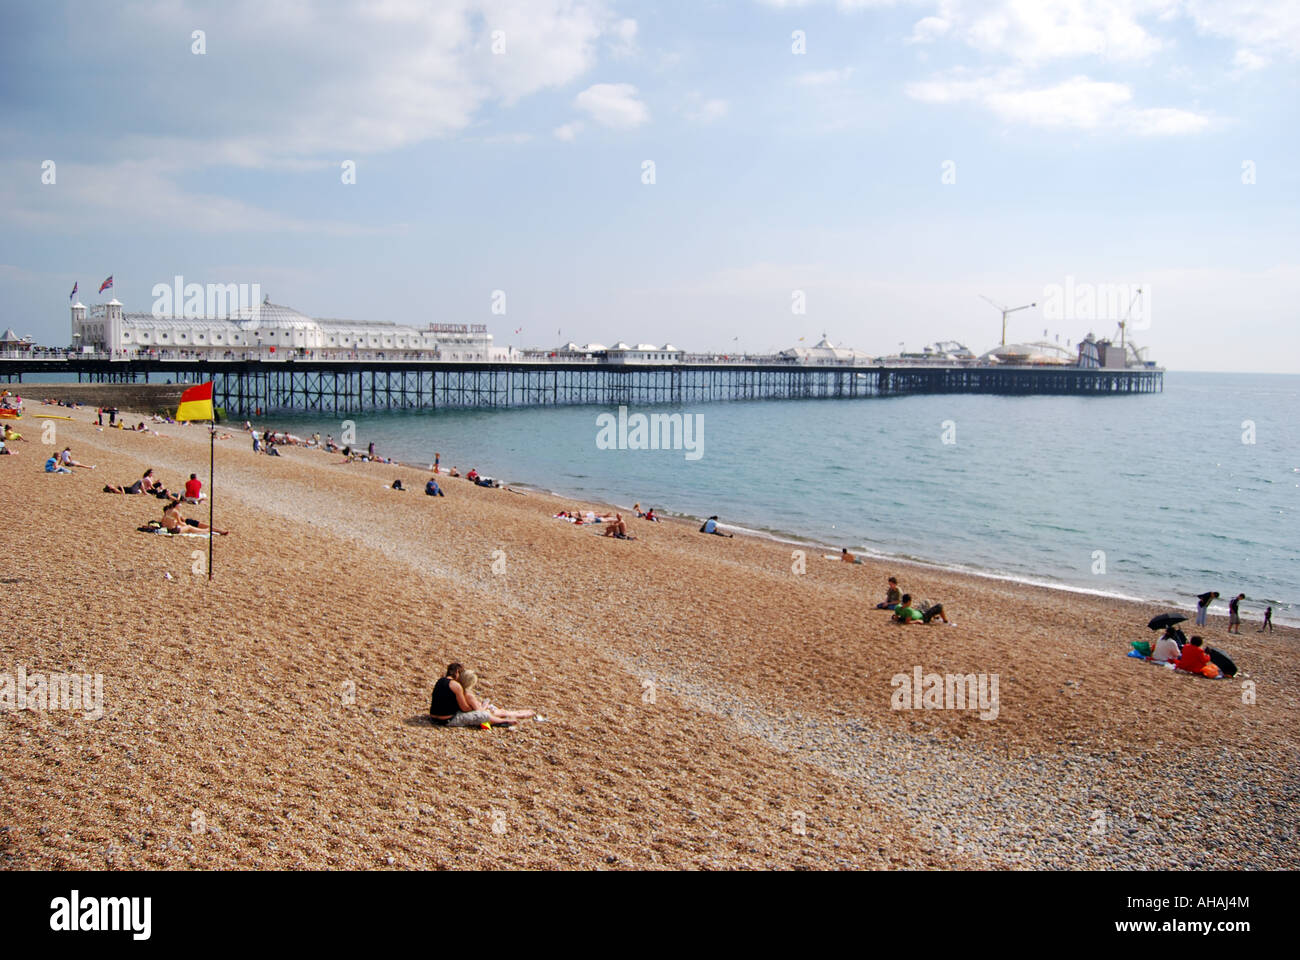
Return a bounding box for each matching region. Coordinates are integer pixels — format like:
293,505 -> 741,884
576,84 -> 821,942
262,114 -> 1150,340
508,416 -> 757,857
685,95 -> 730,123
50,0 -> 614,167
1184,0 -> 1300,65
951,0 -> 1171,64
0,160 -> 378,236
553,121 -> 585,141
608,17 -> 638,57
907,71 -> 1210,134
574,83 -> 650,129
908,16 -> 952,44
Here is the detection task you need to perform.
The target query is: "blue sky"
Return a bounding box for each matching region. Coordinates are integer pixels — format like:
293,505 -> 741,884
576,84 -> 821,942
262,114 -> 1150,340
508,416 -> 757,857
2,0 -> 1297,370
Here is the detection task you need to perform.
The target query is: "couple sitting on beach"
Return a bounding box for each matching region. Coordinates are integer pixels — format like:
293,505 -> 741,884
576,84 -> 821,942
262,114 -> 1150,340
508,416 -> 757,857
429,663 -> 536,728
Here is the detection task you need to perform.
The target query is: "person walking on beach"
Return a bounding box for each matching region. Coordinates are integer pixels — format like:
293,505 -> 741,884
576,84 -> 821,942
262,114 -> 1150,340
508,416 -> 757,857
1195,590 -> 1218,626
1258,606 -> 1273,633
1228,593 -> 1245,634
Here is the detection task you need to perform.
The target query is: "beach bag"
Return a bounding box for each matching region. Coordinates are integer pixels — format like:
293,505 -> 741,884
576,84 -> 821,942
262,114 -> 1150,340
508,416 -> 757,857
1130,640 -> 1152,657
1201,663 -> 1220,679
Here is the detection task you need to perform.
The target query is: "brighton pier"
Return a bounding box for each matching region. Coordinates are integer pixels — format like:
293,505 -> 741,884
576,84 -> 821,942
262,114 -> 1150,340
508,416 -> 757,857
0,354 -> 1163,417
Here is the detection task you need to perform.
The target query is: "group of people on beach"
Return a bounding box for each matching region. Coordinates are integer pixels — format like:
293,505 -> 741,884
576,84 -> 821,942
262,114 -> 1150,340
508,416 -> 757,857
1195,590 -> 1272,633
1135,625 -> 1236,678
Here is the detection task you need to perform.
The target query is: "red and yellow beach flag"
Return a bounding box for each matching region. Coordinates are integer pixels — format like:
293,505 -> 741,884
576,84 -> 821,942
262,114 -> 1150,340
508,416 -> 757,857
175,381 -> 214,421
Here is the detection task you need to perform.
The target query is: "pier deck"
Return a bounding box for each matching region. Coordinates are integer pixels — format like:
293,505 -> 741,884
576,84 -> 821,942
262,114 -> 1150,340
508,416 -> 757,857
1,358 -> 1163,415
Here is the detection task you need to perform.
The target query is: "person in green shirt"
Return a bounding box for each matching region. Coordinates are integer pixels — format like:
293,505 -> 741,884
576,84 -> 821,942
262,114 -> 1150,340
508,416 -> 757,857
892,594 -> 925,623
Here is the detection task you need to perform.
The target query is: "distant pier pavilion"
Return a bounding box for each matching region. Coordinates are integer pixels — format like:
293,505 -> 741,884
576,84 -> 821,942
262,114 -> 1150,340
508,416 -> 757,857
0,356 -> 1163,416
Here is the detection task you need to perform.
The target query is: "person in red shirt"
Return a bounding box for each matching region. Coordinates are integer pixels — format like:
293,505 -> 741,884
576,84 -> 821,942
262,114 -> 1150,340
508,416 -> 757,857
184,473 -> 203,501
1173,635 -> 1211,674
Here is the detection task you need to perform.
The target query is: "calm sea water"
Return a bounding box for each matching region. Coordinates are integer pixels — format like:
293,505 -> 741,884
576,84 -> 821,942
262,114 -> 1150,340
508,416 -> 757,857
23,371 -> 1299,624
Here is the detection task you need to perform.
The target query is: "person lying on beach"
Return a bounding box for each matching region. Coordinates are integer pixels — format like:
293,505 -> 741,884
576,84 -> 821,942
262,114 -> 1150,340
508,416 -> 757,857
425,478 -> 445,497
1,424 -> 23,442
161,499 -> 230,535
876,576 -> 902,609
840,548 -> 863,565
59,447 -> 96,470
105,469 -> 155,494
429,662 -> 527,728
699,516 -> 733,537
473,475 -> 499,488
892,594 -> 950,624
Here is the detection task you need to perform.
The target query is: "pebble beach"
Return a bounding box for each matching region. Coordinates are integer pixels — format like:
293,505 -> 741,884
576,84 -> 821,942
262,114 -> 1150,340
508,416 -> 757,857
3,402 -> 1297,870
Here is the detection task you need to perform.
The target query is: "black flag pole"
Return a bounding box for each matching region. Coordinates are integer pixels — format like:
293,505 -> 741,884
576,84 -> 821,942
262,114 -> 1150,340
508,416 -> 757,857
208,418 -> 215,580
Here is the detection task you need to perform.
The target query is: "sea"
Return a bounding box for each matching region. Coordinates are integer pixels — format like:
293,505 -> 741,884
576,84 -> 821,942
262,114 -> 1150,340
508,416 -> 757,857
25,370 -> 1300,625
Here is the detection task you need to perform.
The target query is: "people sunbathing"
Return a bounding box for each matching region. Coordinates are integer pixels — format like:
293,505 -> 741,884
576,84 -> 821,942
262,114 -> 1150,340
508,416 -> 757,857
429,662 -> 535,728
841,547 -> 863,564
161,499 -> 230,535
602,513 -> 631,538
105,469 -> 156,494
59,447 -> 95,470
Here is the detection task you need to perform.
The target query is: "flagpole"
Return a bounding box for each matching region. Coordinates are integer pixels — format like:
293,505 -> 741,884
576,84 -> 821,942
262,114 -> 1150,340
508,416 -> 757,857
208,419 -> 215,580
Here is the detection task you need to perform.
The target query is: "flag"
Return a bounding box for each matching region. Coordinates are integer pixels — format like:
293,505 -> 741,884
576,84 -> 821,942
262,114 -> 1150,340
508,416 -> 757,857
175,381 -> 214,421
98,275 -> 113,294
69,282 -> 78,302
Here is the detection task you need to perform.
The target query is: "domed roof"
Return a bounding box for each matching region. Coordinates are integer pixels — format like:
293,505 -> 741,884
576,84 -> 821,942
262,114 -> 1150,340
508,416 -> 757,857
253,302 -> 318,329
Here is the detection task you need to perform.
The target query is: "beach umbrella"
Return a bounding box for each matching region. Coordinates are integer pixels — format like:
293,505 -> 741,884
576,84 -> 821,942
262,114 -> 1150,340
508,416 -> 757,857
1147,613 -> 1188,631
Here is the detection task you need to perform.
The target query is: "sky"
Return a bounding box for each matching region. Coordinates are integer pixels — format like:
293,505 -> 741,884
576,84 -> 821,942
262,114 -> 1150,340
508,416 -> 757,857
1,0 -> 1297,371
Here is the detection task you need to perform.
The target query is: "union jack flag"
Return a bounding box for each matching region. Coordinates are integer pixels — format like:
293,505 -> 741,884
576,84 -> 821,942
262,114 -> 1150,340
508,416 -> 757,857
98,275 -> 113,294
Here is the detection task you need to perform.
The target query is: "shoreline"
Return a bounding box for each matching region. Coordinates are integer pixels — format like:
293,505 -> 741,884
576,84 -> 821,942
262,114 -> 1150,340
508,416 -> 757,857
5,398 -> 1298,869
16,390 -> 1296,627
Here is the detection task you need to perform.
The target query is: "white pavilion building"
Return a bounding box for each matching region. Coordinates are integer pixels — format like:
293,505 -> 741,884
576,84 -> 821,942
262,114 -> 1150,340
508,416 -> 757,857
69,299 -> 503,361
